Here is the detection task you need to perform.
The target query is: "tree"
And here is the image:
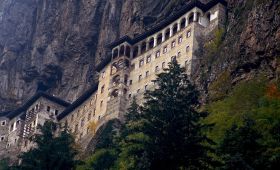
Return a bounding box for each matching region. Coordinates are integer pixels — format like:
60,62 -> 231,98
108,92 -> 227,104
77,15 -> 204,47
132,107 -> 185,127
17,121 -> 79,170
116,97 -> 151,170
219,118 -> 264,170
141,60 -> 217,169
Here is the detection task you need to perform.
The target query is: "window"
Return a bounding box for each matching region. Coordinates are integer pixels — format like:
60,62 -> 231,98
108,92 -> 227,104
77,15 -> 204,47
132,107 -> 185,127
163,46 -> 168,53
100,101 -> 103,108
88,113 -> 91,121
35,104 -> 39,110
155,66 -> 159,73
187,31 -> 191,38
171,41 -> 176,48
128,94 -> 132,98
101,85 -> 105,93
162,62 -> 166,69
177,51 -> 181,57
145,85 -> 148,91
137,89 -> 140,93
129,80 -> 133,85
47,106 -> 50,112
146,71 -> 149,77
55,110 -> 59,116
186,45 -> 190,52
0,136 -> 5,142
178,36 -> 183,43
146,55 -> 151,63
139,59 -> 144,67
1,120 -> 6,126
139,75 -> 142,81
81,118 -> 85,127
171,56 -> 176,62
101,71 -> 105,78
16,120 -> 20,126
156,50 -> 160,58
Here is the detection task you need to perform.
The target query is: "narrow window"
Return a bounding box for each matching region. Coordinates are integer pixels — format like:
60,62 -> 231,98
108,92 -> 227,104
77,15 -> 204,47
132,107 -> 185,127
146,71 -> 149,77
101,71 -> 105,78
1,121 -> 6,126
171,41 -> 176,48
145,85 -> 148,91
0,136 -> 5,142
55,110 -> 59,116
171,56 -> 176,62
186,45 -> 190,52
139,75 -> 142,81
137,89 -> 140,93
139,59 -> 144,67
47,106 -> 50,112
177,51 -> 181,57
81,118 -> 85,127
187,31 -> 191,38
163,46 -> 168,54
129,80 -> 133,85
88,113 -> 91,121
155,66 -> 159,73
178,36 -> 183,43
128,94 -> 132,98
156,50 -> 161,58
101,85 -> 105,93
100,101 -> 103,108
146,55 -> 151,63
162,62 -> 166,69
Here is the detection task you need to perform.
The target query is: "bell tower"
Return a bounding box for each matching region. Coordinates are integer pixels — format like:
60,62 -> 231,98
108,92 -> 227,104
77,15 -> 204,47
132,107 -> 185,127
106,43 -> 132,120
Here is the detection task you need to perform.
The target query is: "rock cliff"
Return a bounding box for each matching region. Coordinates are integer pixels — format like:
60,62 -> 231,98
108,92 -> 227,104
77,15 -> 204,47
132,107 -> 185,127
0,0 -> 187,110
0,0 -> 279,110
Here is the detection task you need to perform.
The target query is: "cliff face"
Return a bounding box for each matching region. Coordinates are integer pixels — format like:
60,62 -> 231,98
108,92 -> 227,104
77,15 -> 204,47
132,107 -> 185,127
0,0 -> 279,110
193,0 -> 280,101
0,0 -> 187,110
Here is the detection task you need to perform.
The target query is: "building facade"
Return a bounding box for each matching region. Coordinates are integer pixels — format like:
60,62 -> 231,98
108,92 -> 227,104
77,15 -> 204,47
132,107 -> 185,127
0,0 -> 227,162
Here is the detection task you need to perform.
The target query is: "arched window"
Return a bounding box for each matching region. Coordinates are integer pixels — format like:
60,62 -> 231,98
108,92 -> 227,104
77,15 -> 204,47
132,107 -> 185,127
173,23 -> 178,35
197,12 -> 201,23
113,49 -> 118,59
125,46 -> 131,57
112,75 -> 121,86
155,66 -> 159,73
207,12 -> 211,22
162,62 -> 166,69
149,38 -> 154,49
157,33 -> 163,45
165,28 -> 170,40
141,42 -> 147,54
139,75 -> 142,81
180,18 -> 186,29
188,12 -> 194,24
120,45 -> 125,56
133,46 -> 139,58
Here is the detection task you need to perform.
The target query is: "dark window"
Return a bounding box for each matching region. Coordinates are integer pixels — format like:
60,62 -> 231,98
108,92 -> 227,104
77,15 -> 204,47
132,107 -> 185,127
1,121 -> 6,126
155,66 -> 159,73
156,50 -> 160,58
47,106 -> 50,112
129,80 -> 133,85
163,46 -> 168,53
171,41 -> 176,48
178,36 -> 183,43
139,75 -> 142,81
101,85 -> 105,93
146,71 -> 149,77
55,110 -> 59,116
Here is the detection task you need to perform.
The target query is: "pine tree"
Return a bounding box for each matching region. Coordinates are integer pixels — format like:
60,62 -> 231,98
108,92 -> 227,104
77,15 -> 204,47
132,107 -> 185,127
17,121 -> 79,170
116,97 -> 151,170
141,60 -> 217,170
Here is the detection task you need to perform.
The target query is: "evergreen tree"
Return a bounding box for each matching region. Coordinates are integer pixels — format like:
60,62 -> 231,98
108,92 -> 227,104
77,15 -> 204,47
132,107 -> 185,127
219,118 -> 263,170
141,60 -> 217,170
115,61 -> 217,169
116,97 -> 151,170
17,121 -> 79,170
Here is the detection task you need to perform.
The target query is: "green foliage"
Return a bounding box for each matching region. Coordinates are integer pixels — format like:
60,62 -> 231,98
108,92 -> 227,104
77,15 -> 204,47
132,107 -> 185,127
0,158 -> 10,170
16,121 -> 79,170
77,149 -> 118,170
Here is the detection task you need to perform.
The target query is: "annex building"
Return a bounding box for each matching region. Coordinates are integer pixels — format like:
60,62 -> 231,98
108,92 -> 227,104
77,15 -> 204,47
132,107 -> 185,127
0,0 -> 227,162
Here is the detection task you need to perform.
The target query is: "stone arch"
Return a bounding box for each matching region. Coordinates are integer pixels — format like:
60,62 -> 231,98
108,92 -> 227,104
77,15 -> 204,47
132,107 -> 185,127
188,12 -> 194,24
141,41 -> 147,54
120,45 -> 125,56
148,37 -> 154,49
165,28 -> 170,40
180,18 -> 186,29
157,33 -> 163,45
125,46 -> 131,57
113,49 -> 118,59
133,46 -> 139,58
172,23 -> 178,35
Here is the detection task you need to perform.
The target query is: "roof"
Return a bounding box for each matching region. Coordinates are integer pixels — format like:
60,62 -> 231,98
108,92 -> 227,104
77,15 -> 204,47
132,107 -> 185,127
0,111 -> 12,118
95,0 -> 227,72
57,83 -> 99,120
6,92 -> 71,119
